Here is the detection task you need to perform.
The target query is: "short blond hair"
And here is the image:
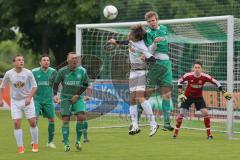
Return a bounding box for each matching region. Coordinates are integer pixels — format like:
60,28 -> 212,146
144,11 -> 159,20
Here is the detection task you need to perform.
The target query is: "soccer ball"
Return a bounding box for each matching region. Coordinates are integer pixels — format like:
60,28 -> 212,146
103,5 -> 118,20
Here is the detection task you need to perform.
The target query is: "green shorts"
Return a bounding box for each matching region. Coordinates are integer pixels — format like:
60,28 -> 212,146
147,60 -> 172,88
34,100 -> 55,119
149,93 -> 174,111
60,97 -> 86,116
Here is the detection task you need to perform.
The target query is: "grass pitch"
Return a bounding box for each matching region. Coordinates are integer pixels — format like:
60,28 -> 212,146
0,110 -> 239,160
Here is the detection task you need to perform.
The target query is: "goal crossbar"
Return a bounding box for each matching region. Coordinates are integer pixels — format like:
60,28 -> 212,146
76,15 -> 232,29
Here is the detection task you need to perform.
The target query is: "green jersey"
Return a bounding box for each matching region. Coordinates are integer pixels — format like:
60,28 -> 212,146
144,25 -> 168,54
54,66 -> 90,99
32,67 -> 57,103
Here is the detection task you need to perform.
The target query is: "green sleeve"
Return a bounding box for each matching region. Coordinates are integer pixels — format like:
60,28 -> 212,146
163,25 -> 168,37
83,70 -> 90,85
32,70 -> 36,79
54,70 -> 63,84
144,32 -> 153,47
49,70 -> 58,86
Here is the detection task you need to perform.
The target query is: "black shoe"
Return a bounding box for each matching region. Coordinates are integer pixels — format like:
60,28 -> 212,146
83,139 -> 90,143
162,125 -> 174,131
173,135 -> 177,139
75,141 -> 82,151
207,135 -> 213,140
128,128 -> 141,135
136,128 -> 141,134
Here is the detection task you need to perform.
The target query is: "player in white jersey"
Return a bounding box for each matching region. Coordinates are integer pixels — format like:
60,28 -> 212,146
0,54 -> 39,154
108,25 -> 159,136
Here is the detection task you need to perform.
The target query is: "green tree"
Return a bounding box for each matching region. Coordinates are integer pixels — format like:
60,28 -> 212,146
0,39 -> 38,76
0,0 -> 101,65
1,0 -> 240,67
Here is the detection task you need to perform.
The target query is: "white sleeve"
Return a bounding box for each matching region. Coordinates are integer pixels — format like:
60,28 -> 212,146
131,41 -> 153,58
148,42 -> 157,53
142,50 -> 153,58
29,72 -> 37,88
0,72 -> 9,88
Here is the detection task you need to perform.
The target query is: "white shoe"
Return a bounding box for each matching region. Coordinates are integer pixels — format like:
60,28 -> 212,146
129,127 -> 141,135
149,124 -> 159,137
47,142 -> 56,149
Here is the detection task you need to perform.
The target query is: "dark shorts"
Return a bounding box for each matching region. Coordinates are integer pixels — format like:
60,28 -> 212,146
181,97 -> 206,111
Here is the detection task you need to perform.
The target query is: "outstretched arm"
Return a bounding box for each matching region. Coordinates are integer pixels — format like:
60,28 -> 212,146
206,75 -> 232,100
108,38 -> 129,45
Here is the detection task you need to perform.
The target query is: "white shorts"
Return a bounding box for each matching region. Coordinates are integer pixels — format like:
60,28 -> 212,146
129,70 -> 146,92
10,98 -> 36,120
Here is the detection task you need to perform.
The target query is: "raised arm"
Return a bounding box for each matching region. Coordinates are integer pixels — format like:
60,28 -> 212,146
108,38 -> 129,45
205,73 -> 232,100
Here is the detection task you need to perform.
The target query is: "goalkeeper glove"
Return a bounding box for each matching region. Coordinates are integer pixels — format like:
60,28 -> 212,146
222,90 -> 232,100
178,92 -> 187,103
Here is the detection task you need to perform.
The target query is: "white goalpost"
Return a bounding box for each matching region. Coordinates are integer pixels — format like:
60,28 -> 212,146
76,15 -> 240,139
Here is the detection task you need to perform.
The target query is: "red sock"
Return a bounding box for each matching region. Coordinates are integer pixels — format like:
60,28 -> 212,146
204,116 -> 212,137
174,115 -> 183,136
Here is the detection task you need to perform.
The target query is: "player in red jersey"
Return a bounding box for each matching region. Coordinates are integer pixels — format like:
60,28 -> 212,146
173,61 -> 232,139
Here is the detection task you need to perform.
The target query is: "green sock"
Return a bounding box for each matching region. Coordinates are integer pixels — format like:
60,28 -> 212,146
83,121 -> 88,140
48,122 -> 55,143
62,123 -> 69,145
162,99 -> 171,126
76,121 -> 84,142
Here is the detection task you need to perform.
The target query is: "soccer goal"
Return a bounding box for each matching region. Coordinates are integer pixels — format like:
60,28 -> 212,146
76,15 -> 240,139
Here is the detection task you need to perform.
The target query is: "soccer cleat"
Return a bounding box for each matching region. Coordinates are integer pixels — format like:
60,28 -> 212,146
129,124 -> 133,131
129,128 -> 141,135
32,143 -> 38,152
64,145 -> 71,152
75,141 -> 82,151
47,142 -> 56,148
162,125 -> 174,131
135,128 -> 141,134
128,129 -> 136,135
83,139 -> 90,143
207,135 -> 213,140
173,135 -> 177,139
149,124 -> 159,137
18,146 -> 24,154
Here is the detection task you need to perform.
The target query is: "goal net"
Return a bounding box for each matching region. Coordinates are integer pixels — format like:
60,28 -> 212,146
76,16 -> 240,139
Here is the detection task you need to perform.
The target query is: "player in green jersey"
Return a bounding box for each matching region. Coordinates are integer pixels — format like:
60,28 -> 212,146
32,54 -> 57,148
54,52 -> 90,152
144,11 -> 174,131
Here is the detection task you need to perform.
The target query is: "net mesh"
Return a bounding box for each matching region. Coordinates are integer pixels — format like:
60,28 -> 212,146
78,18 -> 240,136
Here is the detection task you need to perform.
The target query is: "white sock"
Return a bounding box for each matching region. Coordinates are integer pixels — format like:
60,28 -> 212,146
30,126 -> 38,144
141,100 -> 157,127
14,129 -> 23,147
129,105 -> 138,128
